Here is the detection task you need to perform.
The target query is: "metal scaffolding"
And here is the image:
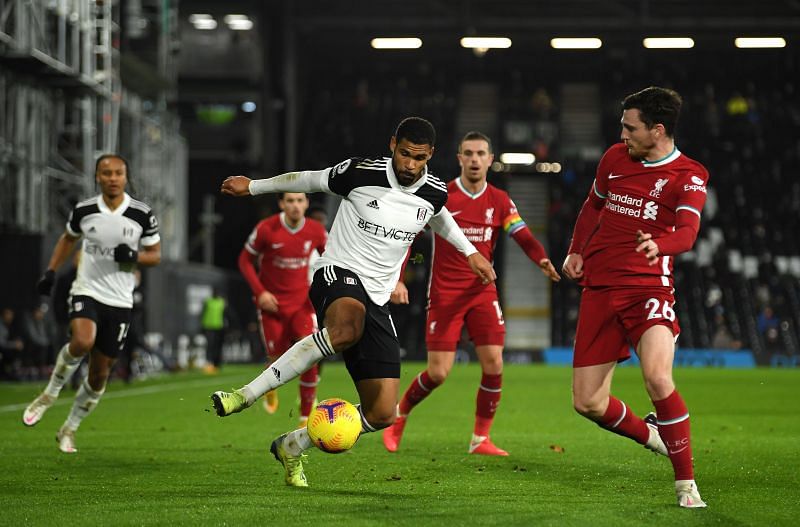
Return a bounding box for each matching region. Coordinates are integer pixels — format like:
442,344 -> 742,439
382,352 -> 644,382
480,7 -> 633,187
0,0 -> 187,260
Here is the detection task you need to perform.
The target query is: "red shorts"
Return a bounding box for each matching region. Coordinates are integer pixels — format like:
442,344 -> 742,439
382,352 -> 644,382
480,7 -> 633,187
258,299 -> 317,358
573,287 -> 680,368
425,290 -> 505,351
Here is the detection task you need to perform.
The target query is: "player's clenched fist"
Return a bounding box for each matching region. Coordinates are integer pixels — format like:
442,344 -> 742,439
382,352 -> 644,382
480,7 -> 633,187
635,229 -> 660,266
221,175 -> 252,196
562,253 -> 584,280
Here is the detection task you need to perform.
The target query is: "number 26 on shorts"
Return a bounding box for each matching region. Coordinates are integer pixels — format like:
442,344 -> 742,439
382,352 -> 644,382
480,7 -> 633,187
644,298 -> 675,321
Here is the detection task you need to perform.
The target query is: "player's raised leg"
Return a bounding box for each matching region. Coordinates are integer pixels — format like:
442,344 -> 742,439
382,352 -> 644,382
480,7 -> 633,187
638,325 -> 706,508
212,297 -> 364,416
211,329 -> 334,416
23,318 -> 95,426
469,344 -> 507,456
572,360 -> 663,453
383,351 -> 452,452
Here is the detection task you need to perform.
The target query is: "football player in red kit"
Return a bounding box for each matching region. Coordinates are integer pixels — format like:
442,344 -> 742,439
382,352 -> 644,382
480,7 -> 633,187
383,131 -> 560,455
562,87 -> 709,508
238,193 -> 327,425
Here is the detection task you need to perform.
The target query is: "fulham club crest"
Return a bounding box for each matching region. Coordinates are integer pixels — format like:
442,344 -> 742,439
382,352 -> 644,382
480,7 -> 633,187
416,208 -> 428,224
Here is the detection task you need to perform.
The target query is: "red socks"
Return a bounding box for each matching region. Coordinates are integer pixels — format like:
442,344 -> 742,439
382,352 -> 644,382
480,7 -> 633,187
298,365 -> 319,418
653,390 -> 694,481
398,370 -> 440,416
599,396 -> 650,444
474,373 -> 502,437
398,371 -> 504,439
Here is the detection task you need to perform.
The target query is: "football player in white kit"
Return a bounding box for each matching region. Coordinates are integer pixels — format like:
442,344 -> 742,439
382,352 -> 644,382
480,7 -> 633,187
23,155 -> 161,453
212,117 -> 496,487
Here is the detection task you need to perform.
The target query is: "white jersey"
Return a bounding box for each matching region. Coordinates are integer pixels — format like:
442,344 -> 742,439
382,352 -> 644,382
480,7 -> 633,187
249,157 -> 478,305
67,193 -> 160,308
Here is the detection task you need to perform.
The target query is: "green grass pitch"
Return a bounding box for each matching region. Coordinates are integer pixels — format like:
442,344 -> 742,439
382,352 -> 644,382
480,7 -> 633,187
1,363 -> 798,526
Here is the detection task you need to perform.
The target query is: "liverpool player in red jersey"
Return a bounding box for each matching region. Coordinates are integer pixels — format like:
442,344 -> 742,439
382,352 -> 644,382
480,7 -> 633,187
383,131 -> 560,455
238,192 -> 327,425
562,87 -> 709,508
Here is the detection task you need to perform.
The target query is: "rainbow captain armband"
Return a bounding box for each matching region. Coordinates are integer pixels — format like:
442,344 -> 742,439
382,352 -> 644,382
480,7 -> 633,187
503,213 -> 526,235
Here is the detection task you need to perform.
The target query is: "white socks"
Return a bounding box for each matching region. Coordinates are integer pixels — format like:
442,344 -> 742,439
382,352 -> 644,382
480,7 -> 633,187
64,378 -> 105,432
242,329 -> 335,404
44,344 -> 83,398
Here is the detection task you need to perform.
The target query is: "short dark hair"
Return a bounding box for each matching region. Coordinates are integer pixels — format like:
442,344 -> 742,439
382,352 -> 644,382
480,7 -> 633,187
622,87 -> 683,137
95,154 -> 130,177
459,131 -> 493,153
394,117 -> 436,147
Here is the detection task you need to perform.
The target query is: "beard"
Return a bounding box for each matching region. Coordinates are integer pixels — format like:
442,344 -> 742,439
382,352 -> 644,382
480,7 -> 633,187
393,161 -> 419,186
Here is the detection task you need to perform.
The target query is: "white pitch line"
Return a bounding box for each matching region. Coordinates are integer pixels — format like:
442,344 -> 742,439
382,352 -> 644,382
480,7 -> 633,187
0,374 -> 247,413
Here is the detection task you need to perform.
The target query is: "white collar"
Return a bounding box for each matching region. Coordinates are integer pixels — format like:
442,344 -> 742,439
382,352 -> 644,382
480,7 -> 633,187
642,147 -> 682,167
97,192 -> 130,214
280,212 -> 305,233
455,176 -> 488,199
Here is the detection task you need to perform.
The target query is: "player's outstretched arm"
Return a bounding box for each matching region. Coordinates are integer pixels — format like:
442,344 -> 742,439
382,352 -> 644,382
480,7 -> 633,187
222,169 -> 331,197
221,176 -> 252,196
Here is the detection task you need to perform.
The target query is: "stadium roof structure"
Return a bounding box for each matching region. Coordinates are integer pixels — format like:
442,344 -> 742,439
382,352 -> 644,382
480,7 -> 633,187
291,0 -> 800,33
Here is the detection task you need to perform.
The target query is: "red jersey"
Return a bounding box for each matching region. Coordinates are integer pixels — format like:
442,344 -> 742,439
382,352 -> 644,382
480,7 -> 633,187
580,143 -> 709,288
429,178 -> 535,294
242,214 -> 327,307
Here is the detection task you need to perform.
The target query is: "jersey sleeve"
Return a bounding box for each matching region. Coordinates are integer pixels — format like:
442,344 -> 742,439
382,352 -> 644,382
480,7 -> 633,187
567,148 -> 617,254
140,209 -> 160,246
502,197 -> 527,236
244,222 -> 267,255
675,167 -> 710,220
592,146 -> 617,200
325,158 -> 362,197
249,169 -> 331,195
66,206 -> 82,237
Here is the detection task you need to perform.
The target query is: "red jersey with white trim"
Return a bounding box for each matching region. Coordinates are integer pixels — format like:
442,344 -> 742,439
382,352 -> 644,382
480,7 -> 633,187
581,143 -> 709,288
244,214 -> 327,307
430,178 -> 527,294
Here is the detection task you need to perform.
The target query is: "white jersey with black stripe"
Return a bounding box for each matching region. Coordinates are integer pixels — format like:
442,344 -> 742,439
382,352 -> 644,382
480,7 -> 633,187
314,157 -> 450,305
66,193 -> 160,308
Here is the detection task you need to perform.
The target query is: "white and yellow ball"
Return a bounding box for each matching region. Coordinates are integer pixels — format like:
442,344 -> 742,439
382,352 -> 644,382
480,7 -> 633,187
307,398 -> 361,453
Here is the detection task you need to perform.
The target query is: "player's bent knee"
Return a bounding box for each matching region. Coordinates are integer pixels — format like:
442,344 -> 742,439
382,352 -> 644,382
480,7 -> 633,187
427,369 -> 449,385
327,323 -> 362,351
70,337 -> 94,355
573,399 -> 604,419
644,375 -> 675,400
361,408 -> 395,430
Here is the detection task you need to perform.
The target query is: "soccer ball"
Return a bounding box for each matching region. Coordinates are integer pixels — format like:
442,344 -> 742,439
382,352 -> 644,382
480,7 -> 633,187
307,398 -> 361,453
